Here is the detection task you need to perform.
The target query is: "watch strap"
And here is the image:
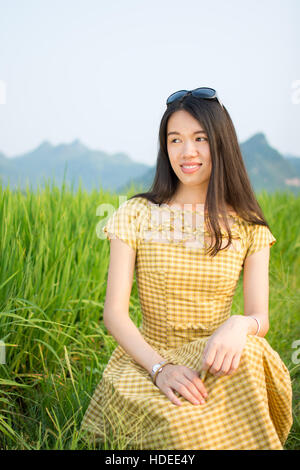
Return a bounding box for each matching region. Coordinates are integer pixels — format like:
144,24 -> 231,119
151,361 -> 174,385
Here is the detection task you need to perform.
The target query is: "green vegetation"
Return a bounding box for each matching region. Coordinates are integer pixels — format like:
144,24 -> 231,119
0,181 -> 299,450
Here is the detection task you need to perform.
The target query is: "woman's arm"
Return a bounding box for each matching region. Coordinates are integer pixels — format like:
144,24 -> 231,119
103,237 -> 166,375
241,244 -> 270,336
104,236 -> 209,406
200,245 -> 271,377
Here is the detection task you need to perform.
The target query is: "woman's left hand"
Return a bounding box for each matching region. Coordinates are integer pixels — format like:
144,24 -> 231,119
200,315 -> 249,377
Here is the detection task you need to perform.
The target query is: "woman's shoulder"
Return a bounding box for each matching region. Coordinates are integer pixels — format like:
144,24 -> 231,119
121,196 -> 150,216
101,196 -> 149,250
116,196 -> 149,212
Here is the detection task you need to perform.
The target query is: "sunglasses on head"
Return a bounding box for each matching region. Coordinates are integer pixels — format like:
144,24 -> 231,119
166,87 -> 224,109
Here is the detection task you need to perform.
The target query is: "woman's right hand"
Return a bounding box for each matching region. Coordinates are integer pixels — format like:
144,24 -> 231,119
155,364 -> 208,406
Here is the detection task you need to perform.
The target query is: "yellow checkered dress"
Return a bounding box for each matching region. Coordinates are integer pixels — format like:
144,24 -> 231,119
80,196 -> 293,450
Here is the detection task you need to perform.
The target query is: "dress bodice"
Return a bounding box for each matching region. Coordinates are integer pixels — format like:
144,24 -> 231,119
102,196 -> 276,350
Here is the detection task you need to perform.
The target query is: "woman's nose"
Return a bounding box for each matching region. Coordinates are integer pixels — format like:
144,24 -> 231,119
182,140 -> 199,157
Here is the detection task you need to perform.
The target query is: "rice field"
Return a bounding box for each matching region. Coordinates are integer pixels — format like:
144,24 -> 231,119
0,180 -> 299,450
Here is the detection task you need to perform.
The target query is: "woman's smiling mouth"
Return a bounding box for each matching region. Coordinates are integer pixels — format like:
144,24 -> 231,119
180,163 -> 203,174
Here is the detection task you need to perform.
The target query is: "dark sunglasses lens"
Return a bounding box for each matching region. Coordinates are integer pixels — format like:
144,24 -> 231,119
192,88 -> 216,99
167,91 -> 188,104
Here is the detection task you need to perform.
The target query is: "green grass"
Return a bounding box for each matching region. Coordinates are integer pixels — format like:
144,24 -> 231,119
0,180 -> 299,450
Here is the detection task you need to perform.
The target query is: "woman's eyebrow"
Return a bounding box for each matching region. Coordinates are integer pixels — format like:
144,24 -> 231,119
167,130 -> 207,136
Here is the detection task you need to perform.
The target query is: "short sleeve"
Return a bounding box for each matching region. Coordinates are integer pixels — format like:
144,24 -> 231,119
102,198 -> 142,251
245,223 -> 277,258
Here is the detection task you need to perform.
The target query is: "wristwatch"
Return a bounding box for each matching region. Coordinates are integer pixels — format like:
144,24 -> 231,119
150,361 -> 167,379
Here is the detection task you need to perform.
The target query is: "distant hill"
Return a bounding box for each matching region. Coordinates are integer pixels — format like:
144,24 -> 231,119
0,139 -> 149,192
240,133 -> 300,192
284,153 -> 300,179
0,134 -> 299,194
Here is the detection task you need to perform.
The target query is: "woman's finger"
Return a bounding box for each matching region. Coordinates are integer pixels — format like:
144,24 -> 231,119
201,342 -> 217,372
164,387 -> 182,406
215,352 -> 234,376
227,353 -> 242,375
184,369 -> 208,397
208,347 -> 226,375
173,381 -> 205,405
176,375 -> 207,402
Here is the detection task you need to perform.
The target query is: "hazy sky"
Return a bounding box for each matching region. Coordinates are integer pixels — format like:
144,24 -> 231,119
0,0 -> 299,164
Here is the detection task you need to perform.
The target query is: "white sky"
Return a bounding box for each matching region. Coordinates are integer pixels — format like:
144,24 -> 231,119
0,0 -> 299,164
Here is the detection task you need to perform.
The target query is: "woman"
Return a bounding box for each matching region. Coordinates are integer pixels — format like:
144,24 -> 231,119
80,87 -> 293,450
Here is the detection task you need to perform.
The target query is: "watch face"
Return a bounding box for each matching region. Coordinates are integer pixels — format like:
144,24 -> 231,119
152,364 -> 161,373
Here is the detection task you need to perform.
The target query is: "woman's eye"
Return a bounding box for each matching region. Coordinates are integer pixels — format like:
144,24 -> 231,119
171,137 -> 206,143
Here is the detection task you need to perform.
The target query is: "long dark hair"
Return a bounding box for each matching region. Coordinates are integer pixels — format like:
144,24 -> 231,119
129,94 -> 271,257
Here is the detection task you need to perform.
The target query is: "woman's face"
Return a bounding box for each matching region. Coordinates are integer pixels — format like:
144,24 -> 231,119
166,109 -> 212,189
